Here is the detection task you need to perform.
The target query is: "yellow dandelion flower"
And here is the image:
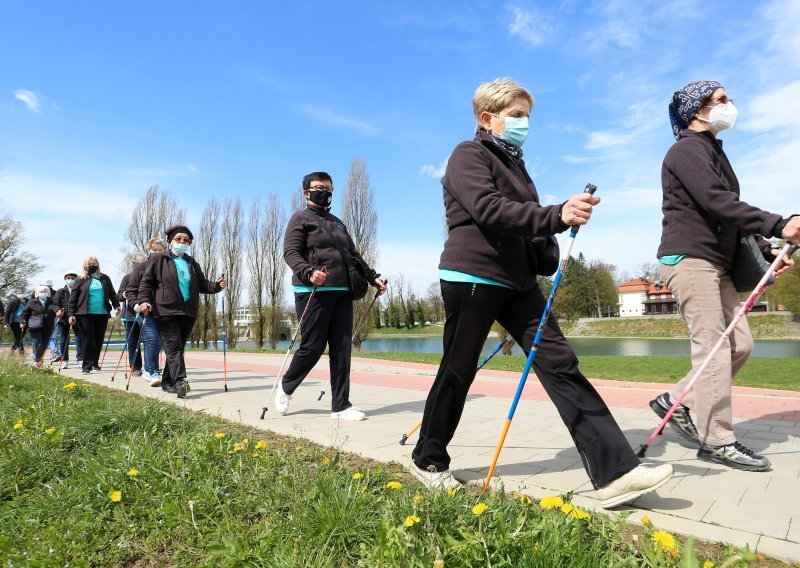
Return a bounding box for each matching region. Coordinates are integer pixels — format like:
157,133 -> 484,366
44,428 -> 56,435
63,382 -> 77,390
413,493 -> 424,504
214,432 -> 225,439
30,404 -> 37,411
37,394 -> 45,399
539,496 -> 564,510
641,515 -> 652,527
251,452 -> 260,458
433,560 -> 444,568
386,481 -> 402,490
651,530 -> 676,552
294,445 -> 303,451
472,502 -> 488,516
128,469 -> 139,477
570,508 -> 591,520
521,494 -> 532,504
241,438 -> 249,445
703,561 -> 715,568
233,443 -> 244,452
108,490 -> 122,503
560,503 -> 574,515
395,472 -> 403,478
81,383 -> 91,388
13,421 -> 24,430
447,489 -> 458,497
255,440 -> 267,450
403,515 -> 421,527
322,456 -> 331,465
353,472 -> 363,480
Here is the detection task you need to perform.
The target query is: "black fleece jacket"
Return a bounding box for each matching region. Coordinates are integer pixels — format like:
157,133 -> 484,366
68,274 -> 119,316
4,298 -> 26,325
21,298 -> 56,335
438,130 -> 567,291
284,206 -> 379,288
136,252 -> 222,318
658,130 -> 783,269
53,286 -> 74,324
125,260 -> 147,313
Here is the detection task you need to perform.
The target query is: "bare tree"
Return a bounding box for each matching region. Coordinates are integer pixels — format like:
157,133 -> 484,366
0,213 -> 43,295
264,193 -> 287,349
220,197 -> 244,348
191,197 -> 221,348
121,185 -> 186,270
340,157 -> 379,349
635,261 -> 660,280
492,322 -> 516,356
290,184 -> 306,214
424,281 -> 444,324
247,198 -> 268,348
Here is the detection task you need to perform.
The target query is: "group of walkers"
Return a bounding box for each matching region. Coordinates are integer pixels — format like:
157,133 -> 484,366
4,77 -> 799,509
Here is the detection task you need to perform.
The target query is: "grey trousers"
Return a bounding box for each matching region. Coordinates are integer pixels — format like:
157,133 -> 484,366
660,258 -> 753,446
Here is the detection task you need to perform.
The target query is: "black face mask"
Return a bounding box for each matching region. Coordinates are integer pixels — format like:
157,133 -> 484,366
87,265 -> 99,275
308,190 -> 333,207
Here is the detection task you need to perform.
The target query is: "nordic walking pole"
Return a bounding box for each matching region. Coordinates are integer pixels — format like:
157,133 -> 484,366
317,280 -> 386,402
38,323 -> 60,366
260,285 -> 318,419
125,317 -> 146,391
110,317 -> 134,382
483,183 -> 597,493
399,334 -> 513,445
221,275 -> 228,392
99,313 -> 118,369
57,328 -> 71,374
636,242 -> 798,457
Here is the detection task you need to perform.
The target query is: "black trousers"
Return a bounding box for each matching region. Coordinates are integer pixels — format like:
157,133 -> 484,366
77,314 -> 109,372
9,322 -> 25,351
282,290 -> 354,412
157,315 -> 195,387
411,281 -> 640,488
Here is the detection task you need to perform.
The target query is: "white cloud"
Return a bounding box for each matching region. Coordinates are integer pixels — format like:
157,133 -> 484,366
420,155 -> 449,178
187,164 -> 198,174
13,89 -> 43,113
739,80 -> 800,133
507,5 -> 552,49
762,0 -> 800,69
295,104 -> 378,136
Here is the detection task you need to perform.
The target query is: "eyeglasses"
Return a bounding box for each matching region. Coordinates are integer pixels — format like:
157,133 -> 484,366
706,95 -> 733,106
172,236 -> 192,243
308,185 -> 333,191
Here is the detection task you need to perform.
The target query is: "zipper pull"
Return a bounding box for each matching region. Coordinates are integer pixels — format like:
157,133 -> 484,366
471,283 -> 477,296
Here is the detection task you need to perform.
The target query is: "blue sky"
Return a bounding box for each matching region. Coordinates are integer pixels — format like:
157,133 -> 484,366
2,1 -> 799,296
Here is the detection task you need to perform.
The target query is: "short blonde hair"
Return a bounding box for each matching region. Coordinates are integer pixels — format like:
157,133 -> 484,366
35,285 -> 49,298
147,237 -> 167,252
473,78 -> 535,128
82,256 -> 101,278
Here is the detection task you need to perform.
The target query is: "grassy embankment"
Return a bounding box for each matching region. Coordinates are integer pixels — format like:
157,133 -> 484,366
0,358 -> 776,567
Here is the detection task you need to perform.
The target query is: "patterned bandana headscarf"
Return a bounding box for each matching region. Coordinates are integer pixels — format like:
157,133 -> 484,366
668,80 -> 723,139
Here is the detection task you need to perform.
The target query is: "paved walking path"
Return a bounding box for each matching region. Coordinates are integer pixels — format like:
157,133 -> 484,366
65,351 -> 800,562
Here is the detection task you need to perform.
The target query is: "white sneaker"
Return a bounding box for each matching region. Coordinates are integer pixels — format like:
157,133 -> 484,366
148,371 -> 162,387
331,406 -> 366,421
596,463 -> 673,509
62,361 -> 69,369
275,388 -> 291,415
408,459 -> 462,491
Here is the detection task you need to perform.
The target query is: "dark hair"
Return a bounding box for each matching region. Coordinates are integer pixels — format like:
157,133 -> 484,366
302,172 -> 333,191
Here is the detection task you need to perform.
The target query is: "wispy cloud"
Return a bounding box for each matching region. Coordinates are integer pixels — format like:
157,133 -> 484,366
14,89 -> 43,113
187,164 -> 198,174
420,156 -> 449,178
740,80 -> 800,133
507,5 -> 553,49
295,104 -> 378,136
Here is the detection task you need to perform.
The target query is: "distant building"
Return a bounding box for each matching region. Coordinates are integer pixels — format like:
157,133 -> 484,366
618,277 -> 678,317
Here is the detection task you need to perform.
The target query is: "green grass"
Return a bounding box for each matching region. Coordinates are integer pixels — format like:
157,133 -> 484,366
352,351 -> 800,392
0,359 -> 771,567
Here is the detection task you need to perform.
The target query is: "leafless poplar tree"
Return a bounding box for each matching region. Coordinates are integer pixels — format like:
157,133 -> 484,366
290,184 -> 306,214
247,198 -> 268,348
0,213 -> 43,295
191,197 -> 221,348
121,185 -> 186,269
264,193 -> 287,348
220,197 -> 244,347
341,157 -> 379,349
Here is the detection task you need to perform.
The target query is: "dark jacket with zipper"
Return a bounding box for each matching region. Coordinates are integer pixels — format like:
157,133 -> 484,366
4,298 -> 26,325
125,260 -> 148,313
658,130 -> 783,269
136,251 -> 221,318
68,274 -> 119,317
284,205 -> 379,288
117,273 -> 136,319
21,297 -> 56,336
439,130 -> 567,291
53,286 -> 74,324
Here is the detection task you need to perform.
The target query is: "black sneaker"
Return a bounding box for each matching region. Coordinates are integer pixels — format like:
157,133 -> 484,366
132,369 -> 143,377
697,441 -> 771,472
81,370 -> 91,375
92,364 -> 101,371
162,383 -> 177,394
175,381 -> 189,399
649,393 -> 700,445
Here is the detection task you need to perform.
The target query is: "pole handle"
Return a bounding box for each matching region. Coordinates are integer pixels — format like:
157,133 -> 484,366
584,183 -> 597,195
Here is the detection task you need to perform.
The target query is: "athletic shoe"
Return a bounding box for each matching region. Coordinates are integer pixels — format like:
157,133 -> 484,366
331,406 -> 366,421
62,361 -> 69,369
51,356 -> 62,364
697,441 -> 771,472
597,463 -> 673,509
132,369 -> 143,377
175,380 -> 190,399
649,392 -> 700,445
162,383 -> 176,394
274,389 -> 291,415
408,459 -> 462,491
81,370 -> 90,375
148,371 -> 162,387
92,364 -> 101,371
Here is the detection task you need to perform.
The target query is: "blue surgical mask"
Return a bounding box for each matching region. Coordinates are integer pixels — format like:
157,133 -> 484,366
65,279 -> 75,287
39,293 -> 49,301
497,115 -> 529,148
172,243 -> 190,255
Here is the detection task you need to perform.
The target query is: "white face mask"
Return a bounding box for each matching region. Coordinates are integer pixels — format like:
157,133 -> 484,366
701,102 -> 738,133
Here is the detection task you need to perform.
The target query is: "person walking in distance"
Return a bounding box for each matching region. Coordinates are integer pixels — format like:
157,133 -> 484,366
20,285 -> 57,367
68,257 -> 120,374
136,226 -> 226,398
52,272 -> 81,369
119,260 -> 144,378
4,290 -> 29,355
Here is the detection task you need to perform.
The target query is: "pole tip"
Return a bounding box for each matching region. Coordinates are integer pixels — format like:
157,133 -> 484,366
224,385 -> 228,392
317,391 -> 325,401
635,444 -> 648,458
399,434 -> 408,446
259,407 -> 267,420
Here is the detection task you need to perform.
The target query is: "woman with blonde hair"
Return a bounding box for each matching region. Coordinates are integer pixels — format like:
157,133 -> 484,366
68,257 -> 119,374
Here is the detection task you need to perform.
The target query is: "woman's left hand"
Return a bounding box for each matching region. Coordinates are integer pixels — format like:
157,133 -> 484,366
374,278 -> 388,296
218,275 -> 228,289
773,249 -> 795,278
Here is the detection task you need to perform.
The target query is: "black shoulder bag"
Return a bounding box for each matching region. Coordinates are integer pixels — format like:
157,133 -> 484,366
730,233 -> 774,293
305,211 -> 370,301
